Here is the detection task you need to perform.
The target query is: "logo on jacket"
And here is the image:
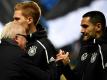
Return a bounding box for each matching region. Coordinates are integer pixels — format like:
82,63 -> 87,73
49,57 -> 56,62
28,46 -> 37,56
90,52 -> 97,63
81,53 -> 88,61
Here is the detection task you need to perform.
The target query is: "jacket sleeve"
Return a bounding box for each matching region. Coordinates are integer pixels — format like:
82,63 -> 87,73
103,68 -> 107,80
56,61 -> 77,80
20,56 -> 57,80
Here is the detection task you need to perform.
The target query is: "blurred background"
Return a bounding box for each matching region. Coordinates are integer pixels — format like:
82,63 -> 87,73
0,0 -> 107,79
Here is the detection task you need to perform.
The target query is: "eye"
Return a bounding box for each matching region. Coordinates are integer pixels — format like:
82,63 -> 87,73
14,17 -> 20,21
81,25 -> 88,28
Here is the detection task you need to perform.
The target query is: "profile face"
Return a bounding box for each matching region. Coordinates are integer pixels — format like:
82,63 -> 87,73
14,10 -> 31,33
80,17 -> 96,41
13,10 -> 29,29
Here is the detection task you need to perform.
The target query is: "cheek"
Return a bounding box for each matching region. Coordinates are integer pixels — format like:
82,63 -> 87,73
19,20 -> 26,24
91,31 -> 96,36
86,28 -> 93,34
22,39 -> 27,45
17,18 -> 26,24
21,20 -> 28,27
19,41 -> 26,49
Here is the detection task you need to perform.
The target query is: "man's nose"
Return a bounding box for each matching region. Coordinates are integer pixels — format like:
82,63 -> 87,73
81,28 -> 85,33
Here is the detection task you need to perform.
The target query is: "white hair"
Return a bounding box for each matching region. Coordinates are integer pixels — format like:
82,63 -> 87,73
0,21 -> 26,39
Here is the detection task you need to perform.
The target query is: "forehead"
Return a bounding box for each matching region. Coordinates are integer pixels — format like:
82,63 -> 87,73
14,10 -> 23,17
81,17 -> 91,24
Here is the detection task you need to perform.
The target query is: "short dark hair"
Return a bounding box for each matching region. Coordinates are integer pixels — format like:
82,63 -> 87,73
83,11 -> 106,31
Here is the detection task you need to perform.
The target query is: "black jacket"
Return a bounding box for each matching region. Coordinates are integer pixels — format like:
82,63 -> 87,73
26,27 -> 58,80
75,28 -> 107,80
26,24 -> 75,80
0,39 -> 48,80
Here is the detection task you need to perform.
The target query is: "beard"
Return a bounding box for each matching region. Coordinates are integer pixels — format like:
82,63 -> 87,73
82,33 -> 95,42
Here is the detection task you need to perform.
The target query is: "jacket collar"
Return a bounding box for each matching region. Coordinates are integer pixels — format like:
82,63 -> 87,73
27,30 -> 47,42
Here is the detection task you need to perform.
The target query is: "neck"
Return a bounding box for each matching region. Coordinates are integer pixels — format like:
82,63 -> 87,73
96,31 -> 103,39
29,24 -> 37,33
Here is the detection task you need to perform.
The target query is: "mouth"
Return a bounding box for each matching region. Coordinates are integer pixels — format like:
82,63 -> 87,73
82,33 -> 87,37
81,34 -> 88,41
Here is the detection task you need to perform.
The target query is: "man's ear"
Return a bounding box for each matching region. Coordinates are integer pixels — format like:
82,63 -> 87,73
27,17 -> 33,24
14,35 -> 18,44
96,23 -> 102,31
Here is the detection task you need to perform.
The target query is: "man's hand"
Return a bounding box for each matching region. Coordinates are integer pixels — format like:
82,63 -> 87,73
56,50 -> 70,65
